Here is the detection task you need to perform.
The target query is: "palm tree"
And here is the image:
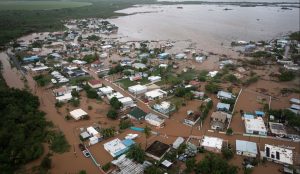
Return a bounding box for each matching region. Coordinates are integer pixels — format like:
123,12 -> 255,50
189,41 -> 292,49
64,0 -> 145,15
144,126 -> 151,149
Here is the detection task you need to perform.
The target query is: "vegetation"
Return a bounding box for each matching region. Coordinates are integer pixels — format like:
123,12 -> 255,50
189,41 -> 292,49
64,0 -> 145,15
144,126 -> 151,148
101,163 -> 111,172
194,153 -> 238,174
226,128 -> 233,135
289,31 -> 300,41
269,109 -> 300,127
126,144 -> 145,163
185,157 -> 196,173
278,70 -> 296,81
119,119 -> 133,130
108,64 -> 124,75
107,109 -> 118,120
110,97 -> 123,110
101,127 -> 116,139
221,145 -> 234,160
39,153 -> 52,173
82,54 -> 98,64
199,100 -> 213,120
243,75 -> 259,86
33,74 -> 51,86
205,82 -> 220,93
70,97 -> 80,107
47,131 -> 70,153
249,51 -> 272,58
87,35 -> 100,41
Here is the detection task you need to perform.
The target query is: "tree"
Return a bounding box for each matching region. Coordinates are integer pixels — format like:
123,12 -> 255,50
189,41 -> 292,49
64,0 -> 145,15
126,144 -> 145,163
141,58 -> 148,64
101,127 -> 116,139
205,82 -> 220,93
40,153 -> 52,172
185,157 -> 196,173
144,165 -> 164,174
144,126 -> 151,148
86,89 -> 98,99
119,119 -> 133,130
226,128 -> 233,135
222,145 -> 234,160
110,97 -> 122,110
107,109 -> 118,120
71,89 -> 80,98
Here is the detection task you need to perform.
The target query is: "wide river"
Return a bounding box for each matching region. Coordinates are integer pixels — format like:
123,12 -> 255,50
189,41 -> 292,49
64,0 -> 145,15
110,4 -> 299,53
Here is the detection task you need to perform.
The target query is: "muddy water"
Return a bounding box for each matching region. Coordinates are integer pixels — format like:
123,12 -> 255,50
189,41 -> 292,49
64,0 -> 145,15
110,5 -> 299,54
0,52 -> 24,89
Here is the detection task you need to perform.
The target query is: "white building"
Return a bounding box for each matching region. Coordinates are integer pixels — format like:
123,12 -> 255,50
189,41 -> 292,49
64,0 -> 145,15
236,140 -> 258,157
175,53 -> 187,59
128,85 -> 147,95
103,138 -> 135,157
98,86 -> 114,95
87,126 -> 100,137
56,93 -> 72,102
200,136 -> 223,153
70,109 -> 88,120
217,91 -> 235,100
132,63 -> 146,69
195,56 -> 205,63
265,144 -> 293,165
173,137 -> 185,149
145,89 -> 167,100
119,97 -> 134,108
145,113 -> 165,127
207,71 -> 218,78
244,117 -> 267,136
148,76 -> 161,83
107,92 -> 124,100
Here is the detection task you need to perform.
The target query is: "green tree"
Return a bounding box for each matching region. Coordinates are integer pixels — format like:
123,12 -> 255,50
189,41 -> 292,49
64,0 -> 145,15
126,144 -> 145,163
185,157 -> 196,173
205,82 -> 220,93
101,127 -> 116,139
144,126 -> 151,148
144,165 -> 164,174
40,153 -> 52,172
107,109 -> 118,120
226,128 -> 233,135
119,119 -> 133,130
110,97 -> 123,110
222,146 -> 234,160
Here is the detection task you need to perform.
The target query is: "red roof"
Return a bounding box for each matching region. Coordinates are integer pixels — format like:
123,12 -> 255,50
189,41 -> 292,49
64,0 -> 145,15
88,79 -> 101,85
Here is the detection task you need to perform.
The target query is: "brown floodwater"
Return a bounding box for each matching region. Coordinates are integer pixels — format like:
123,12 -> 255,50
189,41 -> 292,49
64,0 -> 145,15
0,52 -> 24,89
110,4 -> 300,54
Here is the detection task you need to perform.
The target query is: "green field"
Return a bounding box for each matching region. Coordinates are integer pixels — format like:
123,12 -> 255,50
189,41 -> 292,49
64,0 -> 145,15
0,1 -> 92,11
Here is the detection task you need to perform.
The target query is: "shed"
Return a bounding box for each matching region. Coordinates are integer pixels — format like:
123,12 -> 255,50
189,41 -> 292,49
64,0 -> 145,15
70,109 -> 88,120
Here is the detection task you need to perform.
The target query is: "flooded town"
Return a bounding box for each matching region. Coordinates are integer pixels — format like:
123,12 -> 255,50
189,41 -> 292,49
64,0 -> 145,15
0,2 -> 300,174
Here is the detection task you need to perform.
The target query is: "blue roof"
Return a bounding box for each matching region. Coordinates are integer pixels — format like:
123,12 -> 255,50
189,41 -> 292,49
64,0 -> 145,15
23,55 -> 40,62
255,111 -> 265,116
236,140 -> 257,154
217,102 -> 230,110
244,113 -> 254,119
122,139 -> 135,147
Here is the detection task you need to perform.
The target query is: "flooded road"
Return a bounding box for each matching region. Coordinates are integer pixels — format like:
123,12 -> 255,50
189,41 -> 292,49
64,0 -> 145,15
110,5 -> 299,54
0,52 -> 24,89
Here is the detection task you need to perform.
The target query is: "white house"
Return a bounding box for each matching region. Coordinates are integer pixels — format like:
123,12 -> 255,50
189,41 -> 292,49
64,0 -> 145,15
107,92 -> 124,100
98,86 -> 114,95
173,137 -> 185,149
244,117 -> 267,136
217,91 -> 235,100
200,136 -> 223,153
103,138 -> 135,157
132,63 -> 146,69
148,76 -> 161,83
128,85 -> 147,95
236,140 -> 258,157
70,109 -> 88,120
145,89 -> 167,100
87,126 -> 100,137
118,97 -> 134,108
145,113 -> 165,127
207,71 -> 218,77
175,53 -> 187,59
56,93 -> 72,102
265,144 -> 293,165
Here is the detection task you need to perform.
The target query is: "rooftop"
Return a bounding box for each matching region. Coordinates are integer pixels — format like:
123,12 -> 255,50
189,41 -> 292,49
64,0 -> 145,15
245,117 -> 267,132
236,140 -> 257,155
145,141 -> 170,160
128,107 -> 147,120
200,136 -> 223,150
269,122 -> 287,136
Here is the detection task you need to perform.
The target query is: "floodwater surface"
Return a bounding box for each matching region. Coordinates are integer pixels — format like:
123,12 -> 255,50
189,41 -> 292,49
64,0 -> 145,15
110,5 -> 300,53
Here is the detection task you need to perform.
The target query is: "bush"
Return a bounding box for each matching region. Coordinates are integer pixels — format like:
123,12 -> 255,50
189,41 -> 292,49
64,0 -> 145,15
226,128 -> 233,135
48,131 -> 70,153
40,154 -> 52,171
65,115 -> 71,120
107,109 -> 118,120
278,71 -> 296,81
222,146 -> 234,160
126,144 -> 145,163
102,163 -> 111,171
101,127 -> 116,139
205,82 -> 220,93
55,101 -> 64,108
88,106 -> 93,110
119,119 -> 133,130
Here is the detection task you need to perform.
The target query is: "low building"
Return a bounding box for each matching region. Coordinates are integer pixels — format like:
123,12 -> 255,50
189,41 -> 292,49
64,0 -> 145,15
173,137 -> 185,149
216,102 -> 230,112
104,138 -> 135,158
145,113 -> 165,127
290,98 -> 300,104
184,112 -> 201,126
56,93 -> 72,102
98,86 -> 114,95
265,144 -> 293,165
175,53 -> 187,59
235,140 -> 258,157
217,91 -> 235,100
200,136 -> 223,153
210,111 -> 228,130
107,92 -> 124,100
145,89 -> 167,100
290,104 -> 300,111
158,53 -> 170,59
127,107 -> 147,120
88,79 -> 102,89
145,141 -> 170,161
269,122 -> 287,137
148,76 -> 161,83
53,86 -> 70,96
128,85 -> 147,95
244,117 -> 267,136
111,154 -> 149,174
132,63 -> 146,69
70,109 -> 88,120
153,101 -> 175,115
119,97 -> 134,108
